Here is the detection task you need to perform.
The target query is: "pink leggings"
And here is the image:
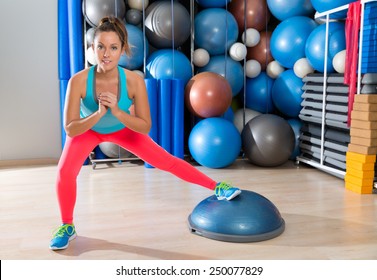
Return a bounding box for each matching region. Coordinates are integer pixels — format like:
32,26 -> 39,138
56,127 -> 217,224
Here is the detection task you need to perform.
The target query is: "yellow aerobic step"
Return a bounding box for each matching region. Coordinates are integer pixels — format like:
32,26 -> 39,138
346,166 -> 375,179
345,181 -> 373,194
346,151 -> 376,163
344,173 -> 374,187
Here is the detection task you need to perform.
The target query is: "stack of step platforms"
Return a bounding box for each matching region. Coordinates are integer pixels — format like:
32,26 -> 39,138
361,1 -> 377,74
298,73 -> 350,176
345,91 -> 377,194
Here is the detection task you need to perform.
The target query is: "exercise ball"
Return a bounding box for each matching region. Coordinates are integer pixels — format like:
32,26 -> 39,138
126,9 -> 142,25
311,0 -> 356,13
244,72 -> 275,113
199,55 -> 244,96
185,72 -> 232,118
332,49 -> 346,73
188,190 -> 285,242
266,60 -> 285,79
228,0 -> 271,31
83,0 -> 126,27
145,1 -> 191,48
305,22 -> 345,73
267,0 -> 314,21
242,114 -> 295,167
86,47 -> 96,65
196,0 -> 231,8
233,108 -> 261,133
86,27 -> 95,46
222,107 -> 234,123
247,31 -> 273,70
245,59 -> 262,78
99,142 -> 131,158
193,48 -> 210,67
229,43 -> 247,61
270,16 -> 317,68
287,118 -> 303,160
242,28 -> 260,47
128,0 -> 149,11
293,57 -> 315,78
118,24 -> 148,70
146,49 -> 192,86
189,118 -> 241,169
195,8 -> 238,56
271,69 -> 304,118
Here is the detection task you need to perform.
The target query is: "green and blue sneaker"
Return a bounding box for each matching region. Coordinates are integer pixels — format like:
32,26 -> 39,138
49,224 -> 76,250
215,182 -> 241,200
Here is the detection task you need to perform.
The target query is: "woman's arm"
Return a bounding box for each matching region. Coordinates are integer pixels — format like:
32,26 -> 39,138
100,70 -> 152,134
64,73 -> 107,137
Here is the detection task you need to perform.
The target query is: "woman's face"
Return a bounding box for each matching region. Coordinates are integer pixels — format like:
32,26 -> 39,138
93,31 -> 123,71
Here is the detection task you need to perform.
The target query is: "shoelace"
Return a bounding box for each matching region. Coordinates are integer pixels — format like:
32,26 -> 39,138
216,182 -> 233,194
52,224 -> 74,238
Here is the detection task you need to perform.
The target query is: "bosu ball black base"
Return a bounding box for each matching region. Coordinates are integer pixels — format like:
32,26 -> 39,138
188,190 -> 285,243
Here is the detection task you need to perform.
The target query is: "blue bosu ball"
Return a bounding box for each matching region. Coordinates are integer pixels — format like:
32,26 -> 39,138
188,190 -> 285,242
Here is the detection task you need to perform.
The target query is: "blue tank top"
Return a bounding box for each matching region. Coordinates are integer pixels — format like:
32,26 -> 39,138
80,66 -> 133,134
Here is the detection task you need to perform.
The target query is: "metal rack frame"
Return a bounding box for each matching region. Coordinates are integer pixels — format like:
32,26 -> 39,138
296,0 -> 376,178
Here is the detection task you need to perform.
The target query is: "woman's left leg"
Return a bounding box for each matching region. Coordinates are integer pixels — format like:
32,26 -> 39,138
108,128 -> 217,190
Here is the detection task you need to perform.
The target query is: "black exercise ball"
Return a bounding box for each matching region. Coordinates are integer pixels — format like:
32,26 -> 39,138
242,114 -> 295,167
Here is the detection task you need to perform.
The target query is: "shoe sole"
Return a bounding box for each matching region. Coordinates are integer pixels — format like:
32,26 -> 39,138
217,189 -> 242,201
49,233 -> 77,250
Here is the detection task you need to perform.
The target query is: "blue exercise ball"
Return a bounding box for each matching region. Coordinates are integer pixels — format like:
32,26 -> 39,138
272,69 -> 304,118
196,0 -> 231,8
118,24 -> 148,70
189,118 -> 241,168
287,118 -> 303,160
311,0 -> 357,12
145,1 -> 191,48
188,190 -> 285,242
146,49 -> 192,86
244,72 -> 275,114
270,16 -> 317,68
194,8 -> 239,55
305,22 -> 346,73
267,0 -> 315,21
199,55 -> 244,96
242,114 -> 295,167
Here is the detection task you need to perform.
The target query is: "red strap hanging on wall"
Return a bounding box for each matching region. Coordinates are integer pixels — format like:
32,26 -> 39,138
344,0 -> 361,127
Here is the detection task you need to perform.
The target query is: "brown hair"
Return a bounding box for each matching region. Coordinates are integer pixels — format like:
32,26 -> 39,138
94,16 -> 131,56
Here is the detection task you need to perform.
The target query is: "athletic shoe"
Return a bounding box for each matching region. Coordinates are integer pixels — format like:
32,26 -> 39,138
215,182 -> 241,200
49,224 -> 76,250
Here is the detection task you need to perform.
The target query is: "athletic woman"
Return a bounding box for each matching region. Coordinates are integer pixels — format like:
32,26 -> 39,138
50,16 -> 241,250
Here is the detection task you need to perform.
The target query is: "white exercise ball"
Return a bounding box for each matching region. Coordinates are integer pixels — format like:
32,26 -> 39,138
229,42 -> 247,61
266,60 -> 285,79
193,48 -> 210,67
128,0 -> 149,11
293,57 -> 314,78
242,28 -> 260,47
332,49 -> 346,74
245,59 -> 262,78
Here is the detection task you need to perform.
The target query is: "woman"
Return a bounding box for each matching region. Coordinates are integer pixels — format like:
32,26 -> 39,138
50,16 -> 241,250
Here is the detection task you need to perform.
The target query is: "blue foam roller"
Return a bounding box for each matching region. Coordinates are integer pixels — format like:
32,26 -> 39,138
144,78 -> 158,168
171,79 -> 184,159
188,190 -> 285,242
59,80 -> 68,149
67,0 -> 84,75
58,0 -> 70,80
158,79 -> 172,153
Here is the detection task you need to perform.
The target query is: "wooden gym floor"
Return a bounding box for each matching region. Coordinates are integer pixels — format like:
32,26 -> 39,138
0,159 -> 376,260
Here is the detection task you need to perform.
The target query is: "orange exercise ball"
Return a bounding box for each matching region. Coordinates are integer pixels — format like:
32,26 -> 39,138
228,0 -> 271,32
247,31 -> 274,70
185,72 -> 232,118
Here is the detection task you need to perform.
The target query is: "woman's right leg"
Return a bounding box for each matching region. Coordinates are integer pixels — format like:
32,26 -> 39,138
56,130 -> 100,224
